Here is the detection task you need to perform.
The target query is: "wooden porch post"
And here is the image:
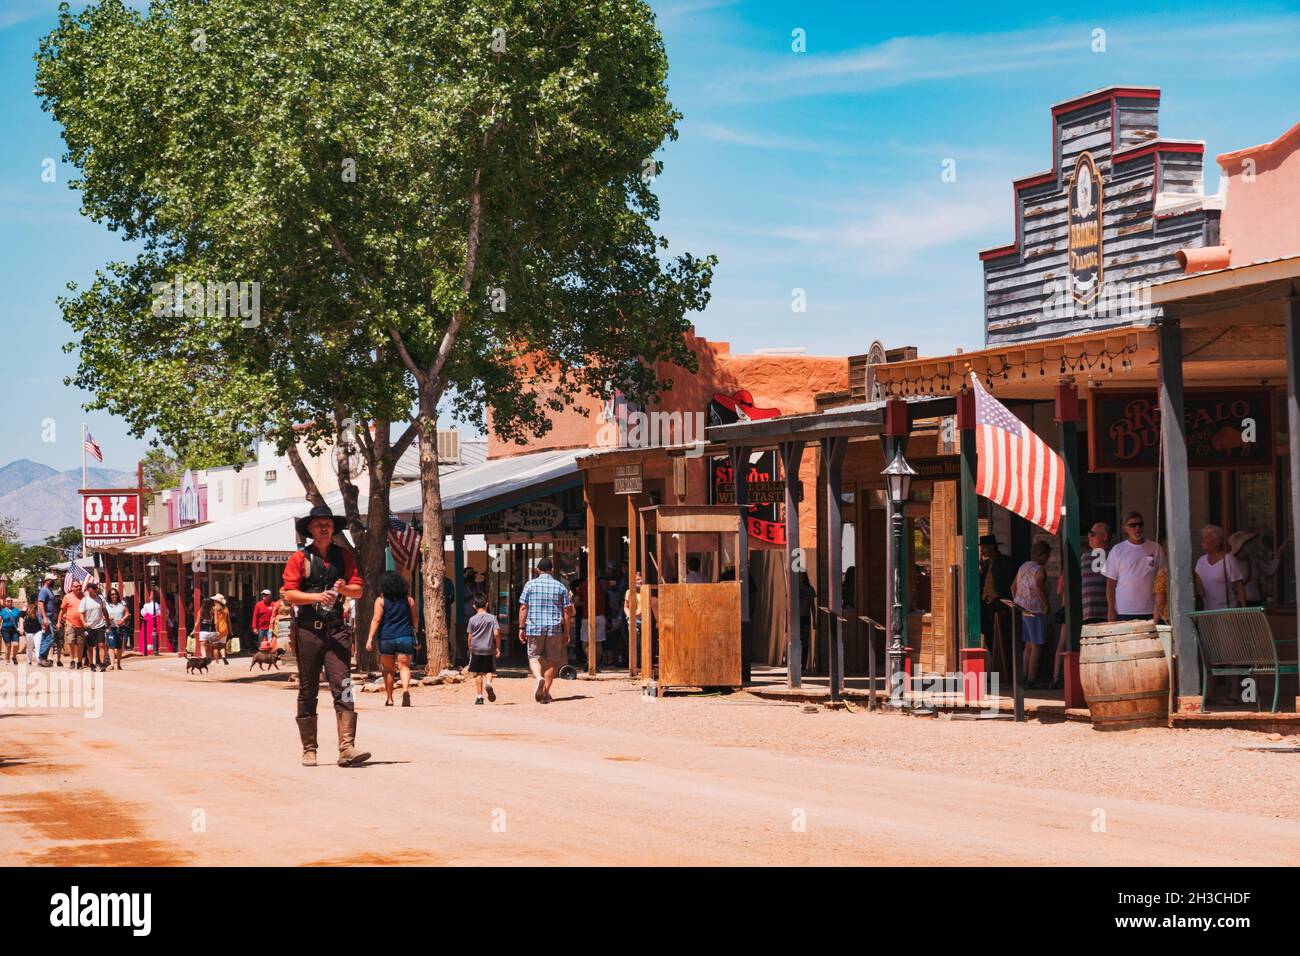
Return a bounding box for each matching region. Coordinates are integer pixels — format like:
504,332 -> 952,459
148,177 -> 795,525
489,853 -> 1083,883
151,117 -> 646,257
821,436 -> 847,702
730,445 -> 752,685
957,387 -> 986,702
175,553 -> 187,656
1158,318 -> 1199,710
779,441 -> 806,689
585,473 -> 598,675
626,494 -> 638,678
452,531 -> 466,665
1286,296 -> 1300,710
1055,383 -> 1085,709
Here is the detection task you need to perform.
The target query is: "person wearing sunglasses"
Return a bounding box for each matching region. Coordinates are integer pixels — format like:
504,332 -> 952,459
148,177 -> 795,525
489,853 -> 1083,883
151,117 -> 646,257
1103,511 -> 1166,622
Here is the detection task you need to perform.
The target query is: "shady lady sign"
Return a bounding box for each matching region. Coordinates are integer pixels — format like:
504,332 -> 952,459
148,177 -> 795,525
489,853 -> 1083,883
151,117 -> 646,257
1068,151 -> 1104,305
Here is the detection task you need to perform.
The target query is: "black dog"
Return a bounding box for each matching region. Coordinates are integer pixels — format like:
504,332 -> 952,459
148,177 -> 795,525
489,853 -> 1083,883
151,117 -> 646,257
250,647 -> 286,671
185,657 -> 212,675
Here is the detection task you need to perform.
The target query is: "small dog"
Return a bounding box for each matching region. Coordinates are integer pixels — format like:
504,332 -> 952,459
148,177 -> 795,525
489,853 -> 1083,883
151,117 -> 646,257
250,647 -> 286,671
185,657 -> 212,675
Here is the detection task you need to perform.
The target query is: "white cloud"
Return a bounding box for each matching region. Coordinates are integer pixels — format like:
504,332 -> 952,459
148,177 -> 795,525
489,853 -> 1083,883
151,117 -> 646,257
689,122 -> 829,153
747,185 -> 1009,274
708,15 -> 1300,103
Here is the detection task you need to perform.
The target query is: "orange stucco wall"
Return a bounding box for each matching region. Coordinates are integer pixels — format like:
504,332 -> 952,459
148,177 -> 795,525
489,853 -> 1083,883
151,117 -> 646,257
487,331 -> 849,459
1217,122 -> 1300,265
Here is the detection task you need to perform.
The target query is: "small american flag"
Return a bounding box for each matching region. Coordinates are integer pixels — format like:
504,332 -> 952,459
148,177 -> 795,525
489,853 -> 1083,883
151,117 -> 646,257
388,516 -> 420,571
84,430 -> 103,463
64,561 -> 90,593
971,373 -> 1064,535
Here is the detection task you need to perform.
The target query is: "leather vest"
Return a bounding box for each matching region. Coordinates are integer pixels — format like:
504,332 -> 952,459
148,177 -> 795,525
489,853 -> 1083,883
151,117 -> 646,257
298,544 -> 347,623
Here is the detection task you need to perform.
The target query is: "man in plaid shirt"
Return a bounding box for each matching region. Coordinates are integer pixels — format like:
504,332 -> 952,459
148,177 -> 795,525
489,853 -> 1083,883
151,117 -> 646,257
518,558 -> 573,704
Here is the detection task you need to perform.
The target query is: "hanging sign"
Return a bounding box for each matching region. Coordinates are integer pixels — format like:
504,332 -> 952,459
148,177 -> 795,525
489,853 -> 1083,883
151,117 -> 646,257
1068,151 -> 1105,305
1088,389 -> 1274,471
614,463 -> 643,495
708,390 -> 787,545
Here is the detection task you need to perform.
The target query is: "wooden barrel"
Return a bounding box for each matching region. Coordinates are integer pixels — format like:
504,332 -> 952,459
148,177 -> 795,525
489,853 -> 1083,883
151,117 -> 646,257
1079,620 -> 1169,730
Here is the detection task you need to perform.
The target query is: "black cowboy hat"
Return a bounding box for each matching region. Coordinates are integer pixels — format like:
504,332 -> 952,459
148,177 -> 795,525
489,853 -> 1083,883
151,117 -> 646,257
295,503 -> 346,538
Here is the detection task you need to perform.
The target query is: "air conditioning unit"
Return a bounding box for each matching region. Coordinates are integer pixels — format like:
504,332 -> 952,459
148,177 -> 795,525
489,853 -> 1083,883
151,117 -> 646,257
437,429 -> 460,465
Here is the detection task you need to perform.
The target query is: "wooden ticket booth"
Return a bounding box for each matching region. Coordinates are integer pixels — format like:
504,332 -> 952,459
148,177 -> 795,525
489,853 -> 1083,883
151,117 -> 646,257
639,505 -> 742,695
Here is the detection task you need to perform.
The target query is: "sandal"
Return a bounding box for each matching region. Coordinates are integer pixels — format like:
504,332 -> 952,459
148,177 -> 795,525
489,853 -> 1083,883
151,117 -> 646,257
401,691 -> 411,707
384,699 -> 393,707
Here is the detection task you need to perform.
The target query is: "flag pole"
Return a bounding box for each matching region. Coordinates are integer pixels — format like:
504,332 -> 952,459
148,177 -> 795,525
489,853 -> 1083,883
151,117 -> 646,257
82,423 -> 87,490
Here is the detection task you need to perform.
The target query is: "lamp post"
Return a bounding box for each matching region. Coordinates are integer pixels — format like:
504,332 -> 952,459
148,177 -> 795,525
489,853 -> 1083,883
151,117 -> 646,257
882,445 -> 916,705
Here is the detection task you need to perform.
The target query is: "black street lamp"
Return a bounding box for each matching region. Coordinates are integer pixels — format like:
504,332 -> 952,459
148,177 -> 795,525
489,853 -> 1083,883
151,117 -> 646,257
882,445 -> 916,705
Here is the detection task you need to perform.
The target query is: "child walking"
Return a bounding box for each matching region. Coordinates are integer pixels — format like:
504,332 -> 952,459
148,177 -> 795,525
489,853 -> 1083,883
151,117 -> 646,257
466,593 -> 500,704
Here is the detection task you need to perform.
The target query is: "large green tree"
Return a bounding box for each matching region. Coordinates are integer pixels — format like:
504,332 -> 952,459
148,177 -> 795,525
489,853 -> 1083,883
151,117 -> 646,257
37,0 -> 713,671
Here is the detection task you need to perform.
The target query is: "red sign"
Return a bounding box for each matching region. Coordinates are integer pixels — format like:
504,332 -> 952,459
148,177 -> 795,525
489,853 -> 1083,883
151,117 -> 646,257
82,490 -> 142,547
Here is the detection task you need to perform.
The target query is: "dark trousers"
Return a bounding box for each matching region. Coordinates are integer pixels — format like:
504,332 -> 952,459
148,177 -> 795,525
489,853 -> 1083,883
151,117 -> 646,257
295,625 -> 355,718
981,602 -> 1012,669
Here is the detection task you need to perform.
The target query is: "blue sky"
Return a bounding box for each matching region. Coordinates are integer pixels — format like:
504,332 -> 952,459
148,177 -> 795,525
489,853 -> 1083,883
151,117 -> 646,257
2,0 -> 1298,471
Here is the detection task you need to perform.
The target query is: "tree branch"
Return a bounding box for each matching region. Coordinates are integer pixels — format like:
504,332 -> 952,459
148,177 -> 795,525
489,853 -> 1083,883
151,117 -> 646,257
284,439 -> 326,506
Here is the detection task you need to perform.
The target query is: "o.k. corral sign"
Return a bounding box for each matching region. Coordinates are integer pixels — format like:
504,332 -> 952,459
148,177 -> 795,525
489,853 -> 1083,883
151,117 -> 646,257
81,489 -> 141,549
1068,151 -> 1104,304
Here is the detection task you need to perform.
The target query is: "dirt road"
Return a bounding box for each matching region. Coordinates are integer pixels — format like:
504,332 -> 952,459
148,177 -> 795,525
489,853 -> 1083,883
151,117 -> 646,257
3,656 -> 1299,866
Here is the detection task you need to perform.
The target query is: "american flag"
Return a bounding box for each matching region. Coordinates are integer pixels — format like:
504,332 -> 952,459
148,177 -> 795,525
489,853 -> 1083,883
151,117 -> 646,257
971,373 -> 1064,535
388,516 -> 420,571
64,560 -> 90,593
84,430 -> 103,463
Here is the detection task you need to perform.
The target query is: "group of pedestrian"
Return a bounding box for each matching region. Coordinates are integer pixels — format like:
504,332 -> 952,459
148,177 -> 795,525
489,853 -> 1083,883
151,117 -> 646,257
1,575 -> 134,671
991,508 -> 1282,689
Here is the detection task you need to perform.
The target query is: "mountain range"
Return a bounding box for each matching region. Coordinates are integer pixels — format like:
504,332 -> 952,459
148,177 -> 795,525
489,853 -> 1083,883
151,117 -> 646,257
0,459 -> 136,544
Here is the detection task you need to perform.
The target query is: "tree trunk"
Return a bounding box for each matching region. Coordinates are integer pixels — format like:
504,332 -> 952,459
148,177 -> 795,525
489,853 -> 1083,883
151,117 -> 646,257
418,387 -> 450,673
353,424 -> 393,673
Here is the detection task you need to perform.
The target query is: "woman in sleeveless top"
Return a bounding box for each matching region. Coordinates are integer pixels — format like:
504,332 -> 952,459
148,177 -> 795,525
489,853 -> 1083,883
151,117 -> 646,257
1013,540 -> 1051,689
365,571 -> 418,707
193,597 -> 217,660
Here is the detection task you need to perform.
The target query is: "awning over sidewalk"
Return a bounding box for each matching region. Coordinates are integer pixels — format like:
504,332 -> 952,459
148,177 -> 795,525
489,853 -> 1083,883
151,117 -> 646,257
387,447 -> 582,524
103,497 -> 307,560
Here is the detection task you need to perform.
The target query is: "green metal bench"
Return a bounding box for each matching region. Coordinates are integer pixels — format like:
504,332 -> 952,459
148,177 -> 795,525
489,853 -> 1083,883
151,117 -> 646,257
1188,607 -> 1298,713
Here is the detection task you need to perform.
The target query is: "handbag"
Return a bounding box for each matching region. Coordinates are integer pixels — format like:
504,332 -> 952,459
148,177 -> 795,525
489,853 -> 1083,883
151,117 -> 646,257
228,636 -> 241,654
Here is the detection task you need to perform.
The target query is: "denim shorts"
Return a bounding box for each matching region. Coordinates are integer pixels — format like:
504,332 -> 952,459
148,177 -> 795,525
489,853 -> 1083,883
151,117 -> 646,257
1021,613 -> 1047,646
379,635 -> 414,656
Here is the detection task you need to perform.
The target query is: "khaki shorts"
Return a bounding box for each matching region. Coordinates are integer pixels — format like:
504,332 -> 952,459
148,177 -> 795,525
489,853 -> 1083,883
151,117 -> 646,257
526,629 -> 568,665
65,624 -> 84,645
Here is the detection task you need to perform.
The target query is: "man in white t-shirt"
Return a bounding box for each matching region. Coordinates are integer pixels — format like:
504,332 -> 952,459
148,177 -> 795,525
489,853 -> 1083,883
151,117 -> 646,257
1104,510 -> 1166,621
78,581 -> 111,672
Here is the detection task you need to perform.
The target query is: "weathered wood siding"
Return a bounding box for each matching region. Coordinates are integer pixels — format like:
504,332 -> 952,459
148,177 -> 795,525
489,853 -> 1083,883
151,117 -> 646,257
982,90 -> 1219,346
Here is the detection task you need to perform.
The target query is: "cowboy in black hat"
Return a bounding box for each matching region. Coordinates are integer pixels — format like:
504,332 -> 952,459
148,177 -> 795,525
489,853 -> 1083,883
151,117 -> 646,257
282,503 -> 370,768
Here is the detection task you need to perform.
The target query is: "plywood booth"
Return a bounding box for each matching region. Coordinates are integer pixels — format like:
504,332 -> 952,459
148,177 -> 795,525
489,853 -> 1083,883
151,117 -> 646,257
638,505 -> 742,694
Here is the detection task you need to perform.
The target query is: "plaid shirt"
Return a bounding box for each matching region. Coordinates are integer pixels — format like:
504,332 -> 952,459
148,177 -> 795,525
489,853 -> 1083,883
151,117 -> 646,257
520,572 -> 572,634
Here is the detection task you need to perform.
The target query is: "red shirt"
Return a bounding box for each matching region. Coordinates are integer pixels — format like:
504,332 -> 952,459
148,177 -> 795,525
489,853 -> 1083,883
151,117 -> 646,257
251,599 -> 276,630
282,545 -> 361,593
